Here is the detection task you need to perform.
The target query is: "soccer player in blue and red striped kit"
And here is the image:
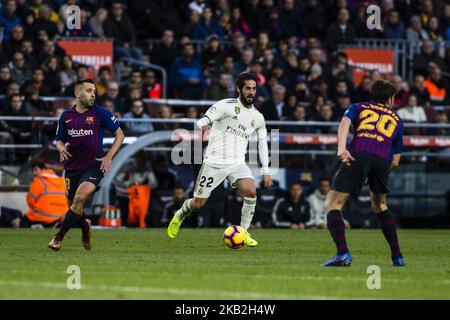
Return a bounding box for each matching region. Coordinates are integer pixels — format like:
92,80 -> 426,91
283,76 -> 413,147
48,79 -> 125,251
322,79 -> 405,267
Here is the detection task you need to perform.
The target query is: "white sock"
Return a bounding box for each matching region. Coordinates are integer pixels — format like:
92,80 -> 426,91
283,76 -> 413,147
175,199 -> 193,221
240,197 -> 256,231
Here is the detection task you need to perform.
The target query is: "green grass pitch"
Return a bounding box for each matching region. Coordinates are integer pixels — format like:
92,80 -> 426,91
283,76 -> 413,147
0,228 -> 449,299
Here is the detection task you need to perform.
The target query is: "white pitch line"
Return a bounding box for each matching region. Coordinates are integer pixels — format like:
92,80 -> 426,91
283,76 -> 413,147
0,280 -> 346,300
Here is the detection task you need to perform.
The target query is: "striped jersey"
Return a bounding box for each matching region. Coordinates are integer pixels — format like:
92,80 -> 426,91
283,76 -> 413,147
55,104 -> 120,171
344,102 -> 403,161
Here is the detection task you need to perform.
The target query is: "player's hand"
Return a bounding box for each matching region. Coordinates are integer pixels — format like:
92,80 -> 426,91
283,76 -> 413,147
390,161 -> 399,172
98,155 -> 113,173
262,175 -> 273,188
58,145 -> 71,162
337,149 -> 355,166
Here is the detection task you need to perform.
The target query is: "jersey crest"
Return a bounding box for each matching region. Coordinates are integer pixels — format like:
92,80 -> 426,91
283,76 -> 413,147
235,107 -> 240,114
86,117 -> 94,124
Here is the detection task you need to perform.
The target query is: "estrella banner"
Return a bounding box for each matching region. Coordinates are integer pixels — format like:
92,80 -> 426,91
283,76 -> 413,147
343,48 -> 395,85
56,39 -> 113,78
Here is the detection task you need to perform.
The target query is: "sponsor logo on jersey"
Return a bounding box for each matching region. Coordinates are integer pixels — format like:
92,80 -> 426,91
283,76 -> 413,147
235,107 -> 240,114
86,117 -> 94,124
68,128 -> 94,137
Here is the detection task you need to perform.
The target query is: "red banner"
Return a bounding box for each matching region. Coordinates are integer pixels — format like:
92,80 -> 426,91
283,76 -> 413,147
343,48 -> 395,85
57,39 -> 113,78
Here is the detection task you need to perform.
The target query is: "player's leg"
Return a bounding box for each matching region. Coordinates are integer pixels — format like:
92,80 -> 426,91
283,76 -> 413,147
321,155 -> 367,266
49,182 -> 96,250
228,164 -> 258,246
368,160 -> 404,266
168,164 -> 227,239
323,190 -> 352,261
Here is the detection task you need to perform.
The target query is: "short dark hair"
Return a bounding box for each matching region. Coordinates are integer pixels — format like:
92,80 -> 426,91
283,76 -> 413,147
9,93 -> 21,101
30,161 -> 46,169
289,181 -> 303,188
319,177 -> 330,184
75,78 -> 95,87
236,72 -> 257,90
369,79 -> 398,104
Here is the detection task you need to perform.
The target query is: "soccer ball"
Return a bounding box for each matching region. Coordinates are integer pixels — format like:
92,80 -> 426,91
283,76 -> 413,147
223,225 -> 246,249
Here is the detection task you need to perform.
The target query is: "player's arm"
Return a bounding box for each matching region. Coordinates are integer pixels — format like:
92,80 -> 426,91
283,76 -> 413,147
197,102 -> 227,129
55,113 -> 71,162
101,127 -> 125,173
338,105 -> 357,165
99,110 -> 125,173
390,122 -> 404,172
256,123 -> 273,188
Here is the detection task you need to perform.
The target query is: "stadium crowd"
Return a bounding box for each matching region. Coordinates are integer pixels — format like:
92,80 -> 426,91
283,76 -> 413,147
0,0 -> 449,227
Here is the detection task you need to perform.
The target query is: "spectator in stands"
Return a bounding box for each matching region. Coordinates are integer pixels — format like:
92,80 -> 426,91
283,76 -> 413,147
413,41 -> 445,76
150,30 -> 179,72
184,9 -> 201,37
189,0 -> 206,15
9,51 -> 31,86
89,8 -> 108,38
325,8 -> 356,52
22,9 -> 38,39
419,0 -> 435,28
406,15 -> 430,42
433,111 -> 450,136
41,56 -> 61,95
99,81 -> 123,114
259,84 -> 287,121
391,74 -> 410,107
284,105 -> 309,133
59,55 -> 76,94
410,74 -> 431,106
62,64 -> 89,96
129,0 -> 183,39
314,104 -> 336,134
104,1 -> 144,62
0,0 -> 21,42
21,67 -> 52,96
123,85 -> 142,114
179,106 -> 199,130
272,181 -> 310,229
306,177 -> 330,229
20,39 -> 37,70
114,151 -> 157,226
35,5 -> 59,39
334,92 -> 351,120
4,24 -> 24,59
142,69 -> 162,99
0,65 -> 12,95
23,86 -> 50,114
120,69 -> 142,97
398,94 -> 427,135
226,33 -> 246,62
192,6 -> 225,41
95,66 -> 112,97
424,66 -> 448,105
426,16 -> 444,41
3,93 -> 32,148
207,72 -> 230,101
123,99 -> 154,135
383,9 -> 405,39
234,46 -> 254,75
352,75 -> 372,102
169,42 -> 205,99
161,186 -> 197,227
279,0 -> 304,41
230,7 -> 252,38
153,105 -> 176,131
201,34 -> 224,78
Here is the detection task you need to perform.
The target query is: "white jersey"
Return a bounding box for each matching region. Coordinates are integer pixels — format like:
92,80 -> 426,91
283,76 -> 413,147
202,98 -> 270,174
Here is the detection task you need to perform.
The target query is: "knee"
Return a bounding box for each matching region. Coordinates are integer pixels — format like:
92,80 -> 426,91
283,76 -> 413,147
371,201 -> 388,214
72,193 -> 88,208
243,188 -> 257,199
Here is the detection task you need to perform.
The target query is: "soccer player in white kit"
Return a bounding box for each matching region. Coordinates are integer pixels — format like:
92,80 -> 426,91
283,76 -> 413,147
167,72 -> 273,246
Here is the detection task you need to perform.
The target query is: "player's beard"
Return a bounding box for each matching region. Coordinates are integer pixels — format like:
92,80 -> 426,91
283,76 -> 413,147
80,96 -> 95,109
240,94 -> 254,107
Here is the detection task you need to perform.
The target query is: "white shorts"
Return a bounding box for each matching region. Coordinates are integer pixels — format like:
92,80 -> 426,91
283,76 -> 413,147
193,163 -> 254,198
